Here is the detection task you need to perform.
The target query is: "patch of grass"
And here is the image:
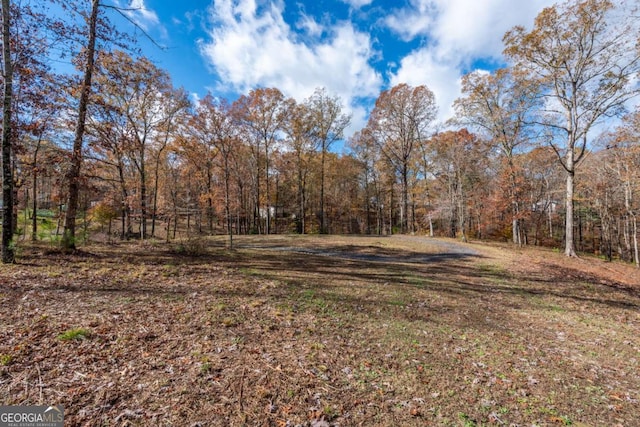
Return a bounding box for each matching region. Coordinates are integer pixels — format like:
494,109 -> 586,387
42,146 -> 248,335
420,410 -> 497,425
548,304 -> 565,313
161,264 -> 180,277
200,362 -> 213,375
221,316 -> 242,327
172,238 -> 208,256
300,289 -> 315,300
57,328 -> 92,341
239,267 -> 263,277
0,354 -> 13,366
477,263 -> 505,274
405,273 -> 431,287
389,299 -> 406,307
458,412 -> 477,426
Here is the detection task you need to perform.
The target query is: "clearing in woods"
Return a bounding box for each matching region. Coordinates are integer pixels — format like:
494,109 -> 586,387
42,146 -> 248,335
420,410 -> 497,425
0,235 -> 638,426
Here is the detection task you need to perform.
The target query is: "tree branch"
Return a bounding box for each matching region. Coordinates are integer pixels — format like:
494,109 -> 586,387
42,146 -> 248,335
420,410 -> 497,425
101,4 -> 166,50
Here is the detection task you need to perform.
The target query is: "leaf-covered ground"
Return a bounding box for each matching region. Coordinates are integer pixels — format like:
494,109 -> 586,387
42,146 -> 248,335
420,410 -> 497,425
1,235 -> 639,426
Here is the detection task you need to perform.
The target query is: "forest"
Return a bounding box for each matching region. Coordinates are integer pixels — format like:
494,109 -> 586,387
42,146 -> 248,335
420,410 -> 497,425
0,0 -> 639,266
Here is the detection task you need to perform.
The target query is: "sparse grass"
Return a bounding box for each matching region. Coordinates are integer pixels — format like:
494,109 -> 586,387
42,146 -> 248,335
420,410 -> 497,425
0,354 -> 12,366
57,328 -> 91,341
200,361 -> 213,375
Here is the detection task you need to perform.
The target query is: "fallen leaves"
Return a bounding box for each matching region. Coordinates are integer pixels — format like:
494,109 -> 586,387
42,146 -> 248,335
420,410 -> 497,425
0,237 -> 638,426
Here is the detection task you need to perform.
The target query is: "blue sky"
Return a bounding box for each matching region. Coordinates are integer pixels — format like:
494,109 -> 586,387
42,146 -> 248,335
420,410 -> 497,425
115,0 -> 557,138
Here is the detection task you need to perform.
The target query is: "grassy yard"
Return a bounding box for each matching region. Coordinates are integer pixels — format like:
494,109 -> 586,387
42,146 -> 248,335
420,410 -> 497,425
0,235 -> 638,426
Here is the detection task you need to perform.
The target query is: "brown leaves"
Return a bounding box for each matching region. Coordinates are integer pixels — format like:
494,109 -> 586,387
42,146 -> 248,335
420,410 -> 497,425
1,238 -> 640,426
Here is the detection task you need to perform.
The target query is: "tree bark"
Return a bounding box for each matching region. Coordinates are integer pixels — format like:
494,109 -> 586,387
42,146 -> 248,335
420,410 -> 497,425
564,168 -> 576,257
633,215 -> 639,268
1,0 -> 14,263
31,139 -> 41,241
320,144 -> 326,234
297,154 -> 305,234
151,147 -> 165,237
265,143 -> 271,235
62,0 -> 99,250
401,163 -> 408,234
139,156 -> 147,239
222,152 -> 233,249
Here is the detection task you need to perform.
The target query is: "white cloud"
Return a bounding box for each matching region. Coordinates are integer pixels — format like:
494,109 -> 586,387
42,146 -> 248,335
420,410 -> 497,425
296,13 -> 323,38
125,0 -> 161,31
340,0 -> 374,8
390,49 -> 460,123
385,0 -> 435,42
199,0 -> 382,134
387,0 -> 556,122
431,0 -> 556,59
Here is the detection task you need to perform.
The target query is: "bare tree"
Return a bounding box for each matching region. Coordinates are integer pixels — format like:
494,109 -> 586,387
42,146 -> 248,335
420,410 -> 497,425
368,84 -> 437,233
504,0 -> 640,257
305,88 -> 351,234
454,68 -> 538,245
281,98 -> 315,234
62,0 -> 99,250
233,88 -> 286,234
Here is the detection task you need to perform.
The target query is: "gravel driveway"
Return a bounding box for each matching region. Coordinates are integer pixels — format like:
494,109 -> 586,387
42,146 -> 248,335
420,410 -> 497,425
239,235 -> 481,264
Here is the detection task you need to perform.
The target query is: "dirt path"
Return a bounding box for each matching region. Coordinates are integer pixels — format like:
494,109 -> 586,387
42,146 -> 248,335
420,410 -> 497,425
238,235 -> 481,264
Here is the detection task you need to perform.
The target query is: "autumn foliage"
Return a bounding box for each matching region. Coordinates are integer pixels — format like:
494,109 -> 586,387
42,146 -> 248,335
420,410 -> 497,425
1,0 -> 639,265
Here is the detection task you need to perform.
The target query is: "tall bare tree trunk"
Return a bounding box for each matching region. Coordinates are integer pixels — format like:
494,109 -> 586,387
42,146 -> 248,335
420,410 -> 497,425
1,0 -> 14,263
564,148 -> 577,257
151,150 -> 163,237
30,135 -> 44,241
139,151 -> 147,240
457,171 -> 467,243
508,164 -> 521,246
320,146 -> 326,234
265,145 -> 271,235
297,157 -> 305,234
31,172 -> 37,241
223,155 -> 233,249
62,0 -> 99,250
632,215 -> 639,268
623,182 -> 639,267
401,163 -> 408,234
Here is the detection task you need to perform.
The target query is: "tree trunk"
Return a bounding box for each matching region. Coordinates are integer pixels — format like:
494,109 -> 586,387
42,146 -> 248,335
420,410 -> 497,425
265,143 -> 271,235
564,163 -> 577,257
401,163 -> 408,234
140,158 -> 147,239
297,153 -> 305,234
426,215 -> 432,237
512,218 -> 520,245
62,0 -> 99,250
223,155 -> 233,249
320,143 -> 326,234
507,160 -> 521,246
206,168 -> 214,234
624,181 -> 639,267
31,170 -> 37,241
1,0 -> 14,263
31,139 -> 42,241
364,174 -> 371,235
151,153 -> 162,237
632,215 -> 639,268
458,189 -> 467,243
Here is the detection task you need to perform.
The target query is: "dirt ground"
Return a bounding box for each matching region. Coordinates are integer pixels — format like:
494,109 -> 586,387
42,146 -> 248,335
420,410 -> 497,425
0,235 -> 638,426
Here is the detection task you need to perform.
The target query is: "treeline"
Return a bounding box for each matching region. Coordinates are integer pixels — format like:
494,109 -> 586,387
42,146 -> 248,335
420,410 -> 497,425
1,0 -> 640,266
